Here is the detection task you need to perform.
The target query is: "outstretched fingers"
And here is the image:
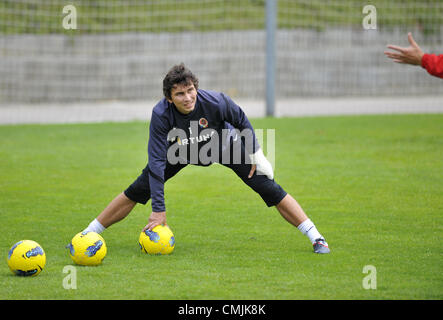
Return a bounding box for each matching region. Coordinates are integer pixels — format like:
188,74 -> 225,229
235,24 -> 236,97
386,44 -> 406,53
407,32 -> 419,48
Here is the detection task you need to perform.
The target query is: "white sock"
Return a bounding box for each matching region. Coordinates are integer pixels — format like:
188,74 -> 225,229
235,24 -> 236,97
83,218 -> 106,234
297,219 -> 323,244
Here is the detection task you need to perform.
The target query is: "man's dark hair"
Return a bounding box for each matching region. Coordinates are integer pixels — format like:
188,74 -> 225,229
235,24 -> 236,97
163,63 -> 199,100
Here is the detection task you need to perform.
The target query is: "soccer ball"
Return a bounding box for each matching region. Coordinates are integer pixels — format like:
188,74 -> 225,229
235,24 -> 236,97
7,240 -> 46,277
139,225 -> 175,255
67,231 -> 107,266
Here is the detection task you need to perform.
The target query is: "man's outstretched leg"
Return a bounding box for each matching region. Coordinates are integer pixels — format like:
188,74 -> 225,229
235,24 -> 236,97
83,192 -> 136,233
276,194 -> 330,254
222,145 -> 330,254
82,162 -> 187,234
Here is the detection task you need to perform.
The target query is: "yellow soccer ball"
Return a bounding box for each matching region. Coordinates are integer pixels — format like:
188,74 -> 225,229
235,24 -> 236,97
7,240 -> 46,277
67,231 -> 107,266
139,225 -> 175,255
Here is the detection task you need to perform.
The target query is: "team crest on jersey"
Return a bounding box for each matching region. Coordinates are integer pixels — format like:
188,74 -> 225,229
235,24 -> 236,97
199,118 -> 208,128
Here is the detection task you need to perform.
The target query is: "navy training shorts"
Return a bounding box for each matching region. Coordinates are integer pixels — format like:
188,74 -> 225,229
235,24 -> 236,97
124,140 -> 287,208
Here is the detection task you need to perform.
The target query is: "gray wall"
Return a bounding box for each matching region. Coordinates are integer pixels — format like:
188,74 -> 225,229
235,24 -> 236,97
0,28 -> 442,104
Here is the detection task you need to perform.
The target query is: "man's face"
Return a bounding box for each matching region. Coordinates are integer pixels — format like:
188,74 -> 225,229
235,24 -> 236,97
167,82 -> 197,114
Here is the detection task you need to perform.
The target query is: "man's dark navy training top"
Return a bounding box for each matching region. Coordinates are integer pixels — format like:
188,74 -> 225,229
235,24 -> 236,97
148,89 -> 259,212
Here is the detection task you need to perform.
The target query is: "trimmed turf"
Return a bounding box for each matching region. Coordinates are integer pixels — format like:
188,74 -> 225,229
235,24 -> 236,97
1,114 -> 442,299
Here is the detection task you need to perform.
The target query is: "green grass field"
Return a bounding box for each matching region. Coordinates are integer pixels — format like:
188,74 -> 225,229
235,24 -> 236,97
0,114 -> 442,300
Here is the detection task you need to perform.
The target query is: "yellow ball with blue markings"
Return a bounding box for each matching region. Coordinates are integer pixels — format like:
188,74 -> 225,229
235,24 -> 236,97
139,225 -> 175,255
7,240 -> 46,277
67,231 -> 107,266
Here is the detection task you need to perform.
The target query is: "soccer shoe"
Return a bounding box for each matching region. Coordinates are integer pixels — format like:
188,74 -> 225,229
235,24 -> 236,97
313,238 -> 330,254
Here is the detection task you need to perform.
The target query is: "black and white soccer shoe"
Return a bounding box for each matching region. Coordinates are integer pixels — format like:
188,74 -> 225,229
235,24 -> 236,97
313,238 -> 330,254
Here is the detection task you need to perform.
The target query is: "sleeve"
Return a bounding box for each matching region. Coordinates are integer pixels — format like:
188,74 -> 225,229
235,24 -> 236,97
220,93 -> 260,155
147,111 -> 170,212
421,53 -> 443,79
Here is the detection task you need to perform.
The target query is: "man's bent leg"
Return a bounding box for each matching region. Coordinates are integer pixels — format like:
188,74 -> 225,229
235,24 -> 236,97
221,142 -> 329,253
275,193 -> 308,227
276,194 -> 330,253
83,161 -> 188,234
96,192 -> 136,228
83,192 -> 136,233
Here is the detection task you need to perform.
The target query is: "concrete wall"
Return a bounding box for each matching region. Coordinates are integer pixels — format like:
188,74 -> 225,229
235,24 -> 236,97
0,28 -> 441,104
